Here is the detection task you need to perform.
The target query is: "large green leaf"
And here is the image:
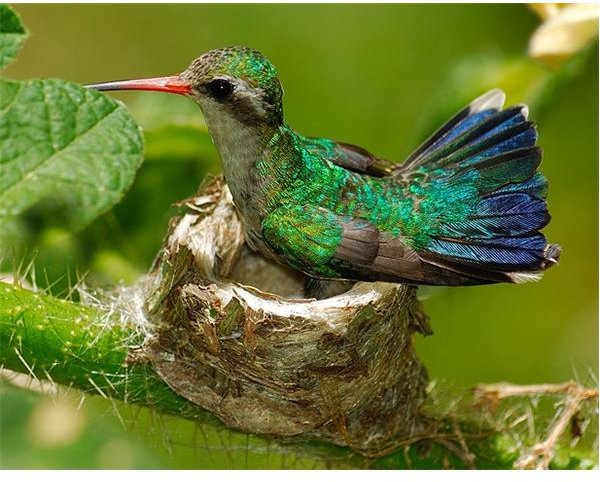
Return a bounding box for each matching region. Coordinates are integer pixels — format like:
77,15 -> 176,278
0,3 -> 27,69
0,78 -> 144,231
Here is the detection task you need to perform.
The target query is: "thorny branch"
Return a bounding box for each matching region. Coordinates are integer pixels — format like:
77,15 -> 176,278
474,381 -> 599,469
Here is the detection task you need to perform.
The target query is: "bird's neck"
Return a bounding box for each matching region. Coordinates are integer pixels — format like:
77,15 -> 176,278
203,107 -> 292,249
204,108 -> 275,187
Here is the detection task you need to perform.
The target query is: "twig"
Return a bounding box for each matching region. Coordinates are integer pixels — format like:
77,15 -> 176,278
451,417 -> 476,469
474,381 -> 598,469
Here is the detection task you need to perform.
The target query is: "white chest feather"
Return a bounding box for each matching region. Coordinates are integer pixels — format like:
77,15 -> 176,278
203,104 -> 261,185
201,102 -> 269,250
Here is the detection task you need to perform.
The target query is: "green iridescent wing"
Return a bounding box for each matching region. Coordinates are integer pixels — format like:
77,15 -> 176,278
262,204 -> 366,278
261,204 -> 482,285
303,136 -> 395,177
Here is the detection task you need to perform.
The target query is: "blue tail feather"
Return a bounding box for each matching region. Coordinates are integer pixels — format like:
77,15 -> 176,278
428,234 -> 548,269
495,172 -> 548,199
421,106 -> 535,169
402,89 -> 561,281
439,193 -> 549,239
418,108 -> 497,160
467,147 -> 542,194
404,88 -> 506,166
439,110 -> 537,173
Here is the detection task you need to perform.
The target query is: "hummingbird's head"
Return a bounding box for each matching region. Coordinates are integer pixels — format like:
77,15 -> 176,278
181,47 -> 284,127
86,47 -> 284,129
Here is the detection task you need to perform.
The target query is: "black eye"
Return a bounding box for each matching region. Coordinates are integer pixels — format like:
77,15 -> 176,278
206,79 -> 234,101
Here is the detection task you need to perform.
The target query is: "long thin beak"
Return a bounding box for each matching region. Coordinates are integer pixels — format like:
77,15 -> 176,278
85,75 -> 192,95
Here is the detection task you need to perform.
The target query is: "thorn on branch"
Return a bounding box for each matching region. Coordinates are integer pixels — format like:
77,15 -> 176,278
473,381 -> 599,469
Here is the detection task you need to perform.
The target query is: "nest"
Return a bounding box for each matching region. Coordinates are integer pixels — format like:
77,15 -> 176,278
144,176 -> 430,452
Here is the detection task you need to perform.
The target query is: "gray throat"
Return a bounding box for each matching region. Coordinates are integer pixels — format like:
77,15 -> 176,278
202,105 -> 273,251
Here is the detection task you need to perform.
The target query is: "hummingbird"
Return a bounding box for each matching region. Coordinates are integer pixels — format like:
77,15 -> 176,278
88,47 -> 561,298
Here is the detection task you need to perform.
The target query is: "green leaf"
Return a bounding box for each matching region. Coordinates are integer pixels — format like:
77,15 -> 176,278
0,78 -> 144,231
0,4 -> 27,69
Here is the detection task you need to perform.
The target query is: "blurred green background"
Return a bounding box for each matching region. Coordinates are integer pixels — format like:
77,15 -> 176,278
1,3 -> 597,469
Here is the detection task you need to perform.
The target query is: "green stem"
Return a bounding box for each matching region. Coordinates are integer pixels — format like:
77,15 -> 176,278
0,282 -> 596,469
0,281 -> 208,421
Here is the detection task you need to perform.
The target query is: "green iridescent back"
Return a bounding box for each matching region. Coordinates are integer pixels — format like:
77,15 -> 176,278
258,129 -> 478,250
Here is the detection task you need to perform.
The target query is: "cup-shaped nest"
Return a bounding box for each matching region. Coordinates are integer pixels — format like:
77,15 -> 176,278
144,176 -> 430,453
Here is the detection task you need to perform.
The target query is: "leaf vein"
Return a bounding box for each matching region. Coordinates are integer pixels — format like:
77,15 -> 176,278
0,97 -> 121,207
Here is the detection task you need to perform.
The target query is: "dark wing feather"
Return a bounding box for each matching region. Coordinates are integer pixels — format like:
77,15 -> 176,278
329,142 -> 396,177
334,223 -> 498,285
263,205 -> 505,286
303,136 -> 396,177
263,205 -> 418,281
